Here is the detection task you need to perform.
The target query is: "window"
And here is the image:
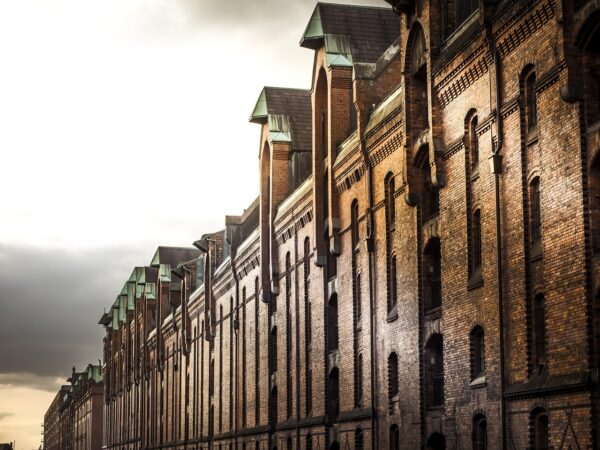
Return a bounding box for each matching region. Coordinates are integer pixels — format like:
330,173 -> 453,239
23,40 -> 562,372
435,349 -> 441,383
385,174 -> 396,228
356,353 -> 363,408
327,368 -> 340,421
425,334 -> 444,408
306,434 -> 313,450
531,408 -> 549,450
355,429 -> 364,450
390,424 -> 400,450
388,352 -> 399,414
473,414 -> 487,450
530,177 -> 542,245
525,70 -> 538,133
305,240 -> 312,416
469,115 -> 479,173
355,274 -> 362,323
472,209 -> 482,275
532,294 -> 547,367
470,326 -> 485,380
286,437 -> 292,450
424,239 -> 442,311
327,295 -> 339,352
351,199 -> 360,250
389,255 -> 398,312
455,0 -> 478,28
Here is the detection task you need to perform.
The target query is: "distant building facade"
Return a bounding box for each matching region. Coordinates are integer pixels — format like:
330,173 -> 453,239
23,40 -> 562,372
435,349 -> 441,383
95,0 -> 600,449
44,365 -> 103,450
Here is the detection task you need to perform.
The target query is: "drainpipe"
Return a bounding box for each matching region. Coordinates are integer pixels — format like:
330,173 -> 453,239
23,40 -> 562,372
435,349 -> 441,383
360,125 -> 378,450
487,29 -> 507,450
230,251 -> 240,450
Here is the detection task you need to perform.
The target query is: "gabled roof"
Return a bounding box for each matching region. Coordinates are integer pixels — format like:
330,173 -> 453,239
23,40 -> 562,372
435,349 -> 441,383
300,3 -> 400,65
250,87 -> 312,153
150,246 -> 201,268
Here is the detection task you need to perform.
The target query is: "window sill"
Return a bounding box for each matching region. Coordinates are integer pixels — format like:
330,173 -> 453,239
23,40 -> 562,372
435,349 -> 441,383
386,306 -> 398,323
530,241 -> 543,262
470,375 -> 486,389
526,126 -> 539,145
468,269 -> 483,291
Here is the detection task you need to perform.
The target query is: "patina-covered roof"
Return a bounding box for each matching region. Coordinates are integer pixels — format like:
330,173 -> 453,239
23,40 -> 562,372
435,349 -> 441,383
300,2 -> 400,65
250,87 -> 311,154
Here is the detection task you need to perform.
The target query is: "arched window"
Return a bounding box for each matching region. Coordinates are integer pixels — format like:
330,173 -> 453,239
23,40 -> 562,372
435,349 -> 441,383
472,414 -> 487,450
304,237 -> 312,416
385,172 -> 397,316
424,239 -> 442,311
532,294 -> 547,367
425,334 -> 444,408
578,14 -> 600,125
388,352 -> 399,414
355,273 -> 362,322
524,69 -> 538,133
470,326 -> 485,380
531,408 -> 549,450
327,295 -> 339,352
306,434 -> 313,450
390,424 -> 400,450
285,253 -> 292,419
355,429 -> 364,450
530,177 -> 542,246
351,199 -> 360,250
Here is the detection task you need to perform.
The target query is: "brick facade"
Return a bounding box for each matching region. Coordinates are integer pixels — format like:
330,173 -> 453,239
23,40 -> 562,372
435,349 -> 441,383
94,1 -> 600,449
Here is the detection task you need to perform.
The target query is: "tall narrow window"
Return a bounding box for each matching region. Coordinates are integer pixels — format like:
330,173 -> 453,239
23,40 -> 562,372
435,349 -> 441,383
388,352 -> 399,414
219,305 -> 223,432
469,115 -> 479,173
385,173 -> 397,315
385,174 -> 396,228
473,414 -> 487,450
355,274 -> 362,323
472,209 -> 482,275
532,294 -> 547,367
327,295 -> 339,352
470,326 -> 485,380
424,239 -> 442,311
356,353 -> 363,408
525,70 -> 538,133
328,368 -> 340,421
351,199 -> 360,250
425,334 -> 444,408
306,434 -> 313,450
530,177 -> 542,246
229,297 -> 233,430
355,429 -> 364,450
390,424 -> 400,450
531,408 -> 549,450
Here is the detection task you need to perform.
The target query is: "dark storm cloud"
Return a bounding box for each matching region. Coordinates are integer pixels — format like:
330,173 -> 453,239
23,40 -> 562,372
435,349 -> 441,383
0,244 -> 148,386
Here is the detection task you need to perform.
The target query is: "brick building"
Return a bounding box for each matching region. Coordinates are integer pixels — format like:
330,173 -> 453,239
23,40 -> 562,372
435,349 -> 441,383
44,365 -> 104,450
98,0 -> 600,449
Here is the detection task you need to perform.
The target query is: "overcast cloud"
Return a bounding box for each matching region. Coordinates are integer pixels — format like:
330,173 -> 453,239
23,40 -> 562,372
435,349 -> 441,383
0,0 -> 386,447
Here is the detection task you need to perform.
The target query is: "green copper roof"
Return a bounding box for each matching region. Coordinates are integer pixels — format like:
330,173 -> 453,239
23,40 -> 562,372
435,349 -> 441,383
268,114 -> 292,143
250,89 -> 268,122
145,282 -> 157,300
301,4 -> 323,43
127,282 -> 135,310
325,34 -> 353,67
159,263 -> 171,283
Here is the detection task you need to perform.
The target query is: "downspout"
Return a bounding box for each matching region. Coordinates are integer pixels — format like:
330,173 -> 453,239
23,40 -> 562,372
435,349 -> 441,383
230,251 -> 240,450
360,119 -> 378,450
487,28 -> 507,450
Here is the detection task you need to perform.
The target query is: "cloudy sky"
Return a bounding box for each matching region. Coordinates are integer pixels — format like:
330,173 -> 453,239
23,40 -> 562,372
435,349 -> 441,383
0,0 -> 386,448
